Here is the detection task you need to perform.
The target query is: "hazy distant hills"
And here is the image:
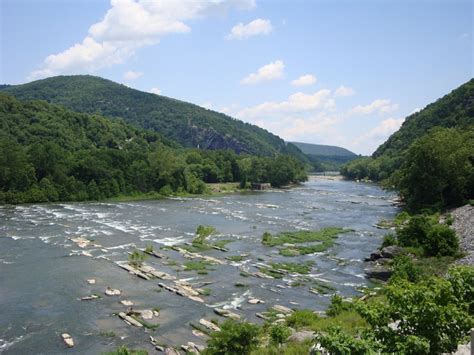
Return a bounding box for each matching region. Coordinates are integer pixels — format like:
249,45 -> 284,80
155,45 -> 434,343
290,141 -> 358,171
291,142 -> 357,157
0,75 -> 307,161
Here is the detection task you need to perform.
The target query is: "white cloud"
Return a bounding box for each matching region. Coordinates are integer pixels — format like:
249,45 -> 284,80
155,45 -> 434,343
29,0 -> 255,80
291,74 -> 316,87
335,85 -> 355,97
351,99 -> 398,115
149,87 -> 161,95
200,102 -> 212,109
240,60 -> 284,85
226,18 -> 272,40
124,70 -> 143,80
351,117 -> 404,153
409,107 -> 421,115
237,89 -> 334,118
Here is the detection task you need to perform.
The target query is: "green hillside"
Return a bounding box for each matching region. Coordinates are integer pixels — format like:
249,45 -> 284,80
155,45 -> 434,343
341,79 -> 474,210
0,75 -> 307,161
373,78 -> 474,158
0,93 -> 307,204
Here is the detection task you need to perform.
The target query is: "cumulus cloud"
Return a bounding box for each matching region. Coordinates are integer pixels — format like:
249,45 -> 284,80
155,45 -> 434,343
351,99 -> 398,115
291,74 -> 316,87
149,87 -> 161,95
335,85 -> 355,97
29,0 -> 255,80
226,18 -> 272,40
351,117 -> 404,153
124,70 -> 143,80
409,107 -> 421,115
200,102 -> 213,109
237,89 -> 334,118
240,60 -> 284,85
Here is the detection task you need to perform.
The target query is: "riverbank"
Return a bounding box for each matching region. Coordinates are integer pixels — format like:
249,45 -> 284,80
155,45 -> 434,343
100,183 -> 248,203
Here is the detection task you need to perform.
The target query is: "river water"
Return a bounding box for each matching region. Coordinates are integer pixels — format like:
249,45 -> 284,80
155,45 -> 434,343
0,177 -> 398,354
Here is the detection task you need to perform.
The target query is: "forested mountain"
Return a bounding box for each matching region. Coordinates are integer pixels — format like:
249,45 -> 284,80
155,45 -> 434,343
291,142 -> 356,157
341,79 -> 474,210
374,78 -> 474,158
0,75 -> 307,161
0,93 -> 307,204
291,141 -> 358,171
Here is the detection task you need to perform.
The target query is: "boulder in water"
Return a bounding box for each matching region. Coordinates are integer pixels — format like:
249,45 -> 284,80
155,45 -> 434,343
61,333 -> 74,348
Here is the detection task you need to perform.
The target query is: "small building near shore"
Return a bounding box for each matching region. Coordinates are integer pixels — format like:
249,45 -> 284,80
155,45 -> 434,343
251,182 -> 272,190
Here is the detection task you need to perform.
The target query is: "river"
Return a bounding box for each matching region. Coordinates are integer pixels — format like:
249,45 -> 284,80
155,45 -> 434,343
0,176 -> 398,354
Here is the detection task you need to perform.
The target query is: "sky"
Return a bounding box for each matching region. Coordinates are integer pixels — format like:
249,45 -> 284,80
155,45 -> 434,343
1,0 -> 472,155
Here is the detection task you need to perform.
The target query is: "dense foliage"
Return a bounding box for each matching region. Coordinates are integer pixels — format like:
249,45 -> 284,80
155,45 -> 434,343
0,94 -> 307,203
393,214 -> 460,257
396,127 -> 474,210
354,267 -> 474,354
1,75 -> 308,162
341,79 -> 474,211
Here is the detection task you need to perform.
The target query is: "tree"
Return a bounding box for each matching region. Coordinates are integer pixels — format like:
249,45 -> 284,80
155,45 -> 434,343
397,127 -> 474,210
0,139 -> 36,192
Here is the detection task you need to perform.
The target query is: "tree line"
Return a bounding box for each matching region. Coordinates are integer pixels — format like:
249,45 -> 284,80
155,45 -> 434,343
0,93 -> 307,204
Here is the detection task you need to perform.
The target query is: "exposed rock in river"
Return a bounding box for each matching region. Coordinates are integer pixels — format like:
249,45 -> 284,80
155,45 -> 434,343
105,287 -> 121,296
199,319 -> 220,332
213,308 -> 241,320
61,333 -> 74,348
118,312 -> 143,327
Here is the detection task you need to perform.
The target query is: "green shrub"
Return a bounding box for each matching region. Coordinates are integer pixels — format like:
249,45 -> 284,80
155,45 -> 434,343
380,233 -> 396,248
389,255 -> 422,283
317,326 -> 380,354
396,215 -> 431,248
326,295 -> 353,317
193,225 -> 217,245
128,250 -> 147,267
269,324 -> 292,345
204,320 -> 260,355
424,224 -> 459,257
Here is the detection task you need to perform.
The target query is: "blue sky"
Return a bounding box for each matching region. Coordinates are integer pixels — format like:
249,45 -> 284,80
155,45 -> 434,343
1,0 -> 472,154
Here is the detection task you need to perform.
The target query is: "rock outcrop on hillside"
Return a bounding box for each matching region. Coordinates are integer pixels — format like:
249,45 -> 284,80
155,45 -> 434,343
450,205 -> 474,265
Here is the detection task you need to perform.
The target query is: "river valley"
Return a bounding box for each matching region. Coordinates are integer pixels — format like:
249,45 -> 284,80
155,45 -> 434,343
0,177 -> 398,354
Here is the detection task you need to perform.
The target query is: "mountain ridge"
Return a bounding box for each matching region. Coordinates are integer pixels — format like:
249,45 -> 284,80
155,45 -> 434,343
0,75 -> 307,161
290,142 -> 357,157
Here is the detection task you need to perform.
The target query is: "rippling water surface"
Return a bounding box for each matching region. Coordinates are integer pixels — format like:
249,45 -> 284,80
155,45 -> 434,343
0,177 -> 398,354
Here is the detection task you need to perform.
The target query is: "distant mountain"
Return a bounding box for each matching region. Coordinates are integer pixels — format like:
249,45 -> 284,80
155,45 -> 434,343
291,141 -> 358,171
0,75 -> 307,161
291,142 -> 356,157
